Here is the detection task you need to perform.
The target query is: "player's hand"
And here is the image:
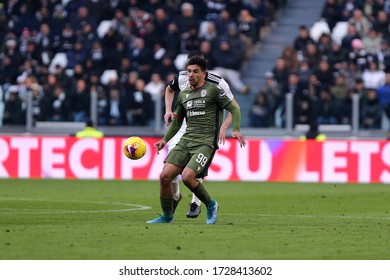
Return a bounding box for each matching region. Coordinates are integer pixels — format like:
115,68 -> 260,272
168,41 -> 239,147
154,139 -> 167,154
219,126 -> 227,145
232,131 -> 246,148
164,111 -> 172,127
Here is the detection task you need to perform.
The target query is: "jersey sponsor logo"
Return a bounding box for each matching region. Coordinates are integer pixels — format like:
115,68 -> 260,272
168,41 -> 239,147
188,110 -> 205,116
186,100 -> 193,109
219,91 -> 227,99
194,99 -> 205,108
201,89 -> 207,97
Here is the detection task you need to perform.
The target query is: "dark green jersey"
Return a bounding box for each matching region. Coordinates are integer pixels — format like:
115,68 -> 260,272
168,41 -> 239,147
173,81 -> 233,147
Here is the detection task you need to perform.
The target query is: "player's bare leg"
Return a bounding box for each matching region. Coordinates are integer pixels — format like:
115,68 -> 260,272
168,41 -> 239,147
146,163 -> 181,224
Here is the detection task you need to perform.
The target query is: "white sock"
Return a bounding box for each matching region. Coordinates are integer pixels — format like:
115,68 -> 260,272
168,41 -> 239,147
172,176 -> 181,201
192,178 -> 203,206
191,194 -> 201,206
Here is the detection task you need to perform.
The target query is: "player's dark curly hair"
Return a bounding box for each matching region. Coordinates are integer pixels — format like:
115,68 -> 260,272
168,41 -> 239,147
187,55 -> 207,72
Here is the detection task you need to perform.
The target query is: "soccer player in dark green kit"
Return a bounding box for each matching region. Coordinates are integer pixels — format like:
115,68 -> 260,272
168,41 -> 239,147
147,56 -> 246,224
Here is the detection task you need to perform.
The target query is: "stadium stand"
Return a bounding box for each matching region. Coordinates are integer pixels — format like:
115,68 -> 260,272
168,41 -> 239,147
242,0 -> 390,138
0,0 -> 389,139
241,0 -> 328,127
1,0 -> 284,130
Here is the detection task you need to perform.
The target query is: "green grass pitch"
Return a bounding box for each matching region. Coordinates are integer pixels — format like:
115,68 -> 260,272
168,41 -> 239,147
0,179 -> 389,260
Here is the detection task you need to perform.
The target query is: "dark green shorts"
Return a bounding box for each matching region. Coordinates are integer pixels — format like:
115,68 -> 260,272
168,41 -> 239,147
165,138 -> 216,177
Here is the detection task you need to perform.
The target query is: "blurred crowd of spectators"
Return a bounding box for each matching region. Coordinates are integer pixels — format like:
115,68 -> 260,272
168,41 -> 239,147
249,0 -> 390,130
0,0 -> 285,127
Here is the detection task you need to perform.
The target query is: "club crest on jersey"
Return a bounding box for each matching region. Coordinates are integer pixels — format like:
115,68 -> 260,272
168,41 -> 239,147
201,89 -> 207,97
219,91 -> 226,99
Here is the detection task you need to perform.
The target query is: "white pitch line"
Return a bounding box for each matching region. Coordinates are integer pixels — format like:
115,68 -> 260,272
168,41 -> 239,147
0,197 -> 151,214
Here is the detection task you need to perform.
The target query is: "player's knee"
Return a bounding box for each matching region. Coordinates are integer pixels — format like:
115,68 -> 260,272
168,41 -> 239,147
159,171 -> 171,186
181,173 -> 196,188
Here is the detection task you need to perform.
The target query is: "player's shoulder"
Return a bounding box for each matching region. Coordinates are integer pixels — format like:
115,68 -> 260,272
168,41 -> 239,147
204,80 -> 220,88
204,81 -> 232,101
205,71 -> 223,84
178,70 -> 188,77
177,71 -> 188,82
177,85 -> 191,96
171,71 -> 189,91
204,80 -> 223,93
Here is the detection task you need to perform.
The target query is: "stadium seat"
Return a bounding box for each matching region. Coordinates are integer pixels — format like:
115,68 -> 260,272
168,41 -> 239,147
97,20 -> 113,38
4,85 -> 18,101
100,69 -> 118,85
310,20 -> 330,42
331,21 -> 349,45
174,53 -> 188,71
49,53 -> 67,73
198,21 -> 211,37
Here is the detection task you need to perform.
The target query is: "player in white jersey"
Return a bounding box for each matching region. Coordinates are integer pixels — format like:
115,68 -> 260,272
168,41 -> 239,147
164,69 -> 239,218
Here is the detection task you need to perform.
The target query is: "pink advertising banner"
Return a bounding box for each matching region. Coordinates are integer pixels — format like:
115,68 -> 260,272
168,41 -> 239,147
0,136 -> 389,183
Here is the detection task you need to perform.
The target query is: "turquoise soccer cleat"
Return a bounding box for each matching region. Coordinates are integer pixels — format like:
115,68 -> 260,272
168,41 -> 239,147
206,199 -> 219,224
146,214 -> 174,224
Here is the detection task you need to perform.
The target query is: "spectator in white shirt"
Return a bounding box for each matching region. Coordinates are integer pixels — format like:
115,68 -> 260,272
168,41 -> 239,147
362,60 -> 386,89
362,28 -> 382,55
144,73 -> 165,102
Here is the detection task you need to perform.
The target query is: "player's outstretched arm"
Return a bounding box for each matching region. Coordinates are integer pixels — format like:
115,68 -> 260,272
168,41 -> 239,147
232,131 -> 246,148
225,102 -> 246,148
164,85 -> 175,127
154,114 -> 182,154
219,99 -> 240,144
154,139 -> 167,155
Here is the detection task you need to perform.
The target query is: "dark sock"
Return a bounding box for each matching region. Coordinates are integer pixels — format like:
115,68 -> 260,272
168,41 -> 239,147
160,197 -> 173,217
191,182 -> 211,205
